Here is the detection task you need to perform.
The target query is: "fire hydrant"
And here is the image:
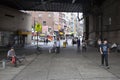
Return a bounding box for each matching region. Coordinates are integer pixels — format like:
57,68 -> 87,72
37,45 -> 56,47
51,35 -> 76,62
2,59 -> 6,69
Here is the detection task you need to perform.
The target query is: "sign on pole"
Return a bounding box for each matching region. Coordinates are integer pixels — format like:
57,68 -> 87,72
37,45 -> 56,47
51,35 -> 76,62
35,23 -> 42,32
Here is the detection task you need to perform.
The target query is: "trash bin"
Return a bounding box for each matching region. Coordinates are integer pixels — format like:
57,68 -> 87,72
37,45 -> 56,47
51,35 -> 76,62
2,59 -> 6,69
63,42 -> 66,48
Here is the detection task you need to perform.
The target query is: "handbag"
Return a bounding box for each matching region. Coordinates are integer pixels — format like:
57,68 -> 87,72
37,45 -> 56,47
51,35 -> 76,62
11,56 -> 16,64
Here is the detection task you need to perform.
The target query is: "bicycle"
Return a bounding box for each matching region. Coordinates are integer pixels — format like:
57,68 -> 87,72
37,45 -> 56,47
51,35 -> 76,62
36,46 -> 42,55
6,55 -> 26,67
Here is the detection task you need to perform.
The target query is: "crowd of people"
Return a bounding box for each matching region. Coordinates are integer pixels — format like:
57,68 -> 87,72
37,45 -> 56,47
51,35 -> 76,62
48,37 -> 87,54
7,36 -> 111,69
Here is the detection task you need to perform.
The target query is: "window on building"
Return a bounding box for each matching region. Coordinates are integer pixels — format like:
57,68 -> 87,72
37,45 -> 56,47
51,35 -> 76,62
48,28 -> 52,32
38,14 -> 42,18
48,14 -> 51,18
43,21 -> 46,26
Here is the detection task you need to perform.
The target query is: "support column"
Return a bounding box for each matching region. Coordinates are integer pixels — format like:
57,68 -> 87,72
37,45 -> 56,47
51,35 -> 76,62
83,15 -> 89,40
98,14 -> 103,40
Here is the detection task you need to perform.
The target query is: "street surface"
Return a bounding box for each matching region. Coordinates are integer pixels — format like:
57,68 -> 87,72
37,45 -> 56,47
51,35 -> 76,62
0,40 -> 120,80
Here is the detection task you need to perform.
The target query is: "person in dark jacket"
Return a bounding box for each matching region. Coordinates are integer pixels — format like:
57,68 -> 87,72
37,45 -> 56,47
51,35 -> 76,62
100,39 -> 110,69
77,38 -> 81,52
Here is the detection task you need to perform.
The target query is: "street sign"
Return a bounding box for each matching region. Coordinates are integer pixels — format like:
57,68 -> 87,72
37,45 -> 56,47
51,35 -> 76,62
35,23 -> 42,32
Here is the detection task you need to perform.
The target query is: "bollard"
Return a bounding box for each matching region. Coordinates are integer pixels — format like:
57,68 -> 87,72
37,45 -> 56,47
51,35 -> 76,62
2,59 -> 6,69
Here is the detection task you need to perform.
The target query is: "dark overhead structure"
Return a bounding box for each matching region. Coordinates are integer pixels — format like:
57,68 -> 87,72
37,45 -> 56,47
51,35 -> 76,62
0,0 -> 105,12
1,0 -> 120,45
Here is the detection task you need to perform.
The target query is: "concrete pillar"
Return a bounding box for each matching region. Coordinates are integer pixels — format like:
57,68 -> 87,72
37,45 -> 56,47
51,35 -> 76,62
84,14 -> 96,40
89,15 -> 95,40
83,15 -> 89,40
97,15 -> 103,40
101,0 -> 120,43
0,5 -> 32,45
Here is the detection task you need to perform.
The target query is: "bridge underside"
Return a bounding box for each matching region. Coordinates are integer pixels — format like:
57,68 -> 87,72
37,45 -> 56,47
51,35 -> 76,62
0,0 -> 120,44
0,0 -> 105,12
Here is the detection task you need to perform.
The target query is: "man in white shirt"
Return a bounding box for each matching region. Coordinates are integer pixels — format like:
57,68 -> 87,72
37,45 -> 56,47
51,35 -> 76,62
7,47 -> 16,58
7,47 -> 21,66
56,38 -> 60,53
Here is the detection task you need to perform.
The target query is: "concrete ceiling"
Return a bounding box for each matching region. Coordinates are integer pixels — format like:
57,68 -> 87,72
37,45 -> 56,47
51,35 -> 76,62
0,0 -> 105,12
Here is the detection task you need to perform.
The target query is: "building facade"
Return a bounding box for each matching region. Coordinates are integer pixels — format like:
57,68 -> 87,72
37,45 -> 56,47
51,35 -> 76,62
0,5 -> 32,47
28,11 -> 83,39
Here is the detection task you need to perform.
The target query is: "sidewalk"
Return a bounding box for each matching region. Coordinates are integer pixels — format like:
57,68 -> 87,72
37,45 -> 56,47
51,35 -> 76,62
0,45 -> 120,80
0,46 -> 37,80
82,47 -> 120,79
11,46 -> 120,80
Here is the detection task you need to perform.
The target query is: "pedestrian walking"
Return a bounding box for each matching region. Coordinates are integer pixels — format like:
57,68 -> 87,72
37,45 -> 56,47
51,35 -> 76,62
100,39 -> 110,69
66,39 -> 68,46
97,39 -> 102,51
46,38 -> 48,45
56,38 -> 60,53
72,38 -> 74,46
82,40 -> 87,52
77,38 -> 81,52
44,38 -> 46,44
49,41 -> 57,53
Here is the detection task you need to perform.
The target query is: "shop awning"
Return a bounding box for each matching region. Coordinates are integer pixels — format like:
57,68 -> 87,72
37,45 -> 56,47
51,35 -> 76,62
18,31 -> 31,35
40,34 -> 46,37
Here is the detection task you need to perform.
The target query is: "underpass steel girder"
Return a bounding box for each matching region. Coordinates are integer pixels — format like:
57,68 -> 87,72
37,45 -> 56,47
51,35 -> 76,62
0,0 -> 105,12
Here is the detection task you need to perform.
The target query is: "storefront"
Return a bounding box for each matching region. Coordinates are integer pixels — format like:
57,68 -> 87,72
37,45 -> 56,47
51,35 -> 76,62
0,31 -> 14,47
0,31 -> 31,47
17,31 -> 31,47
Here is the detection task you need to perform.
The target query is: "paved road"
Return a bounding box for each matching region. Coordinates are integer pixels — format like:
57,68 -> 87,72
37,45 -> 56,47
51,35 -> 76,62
0,46 -> 37,80
12,46 -> 120,80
